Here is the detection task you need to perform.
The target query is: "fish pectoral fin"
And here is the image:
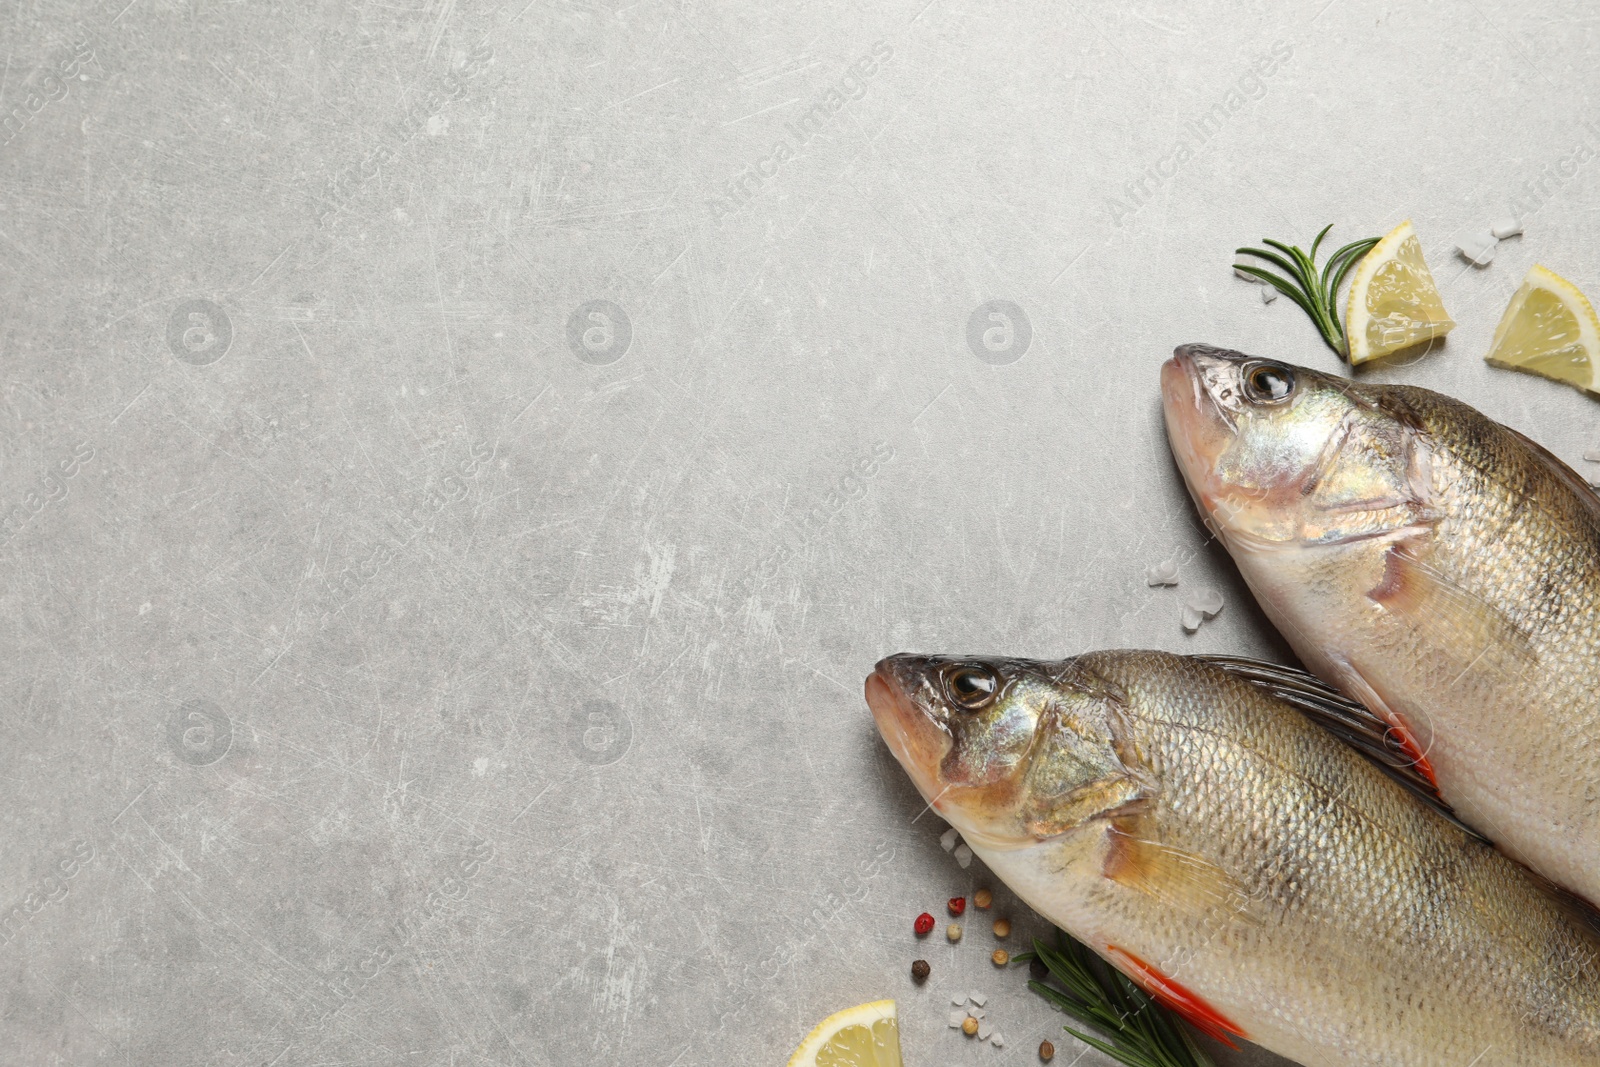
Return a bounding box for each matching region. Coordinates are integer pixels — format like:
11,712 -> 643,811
1368,540 -> 1538,683
1332,660 -> 1438,791
1102,816 -> 1263,927
1102,944 -> 1248,1049
1198,653 -> 1490,844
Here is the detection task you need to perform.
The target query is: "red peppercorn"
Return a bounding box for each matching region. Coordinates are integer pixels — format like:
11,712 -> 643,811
947,896 -> 966,917
914,912 -> 935,936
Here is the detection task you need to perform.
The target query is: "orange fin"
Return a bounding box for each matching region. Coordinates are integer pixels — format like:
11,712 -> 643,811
1331,658 -> 1442,791
1383,716 -> 1438,790
1103,819 -> 1261,926
1104,944 -> 1248,1049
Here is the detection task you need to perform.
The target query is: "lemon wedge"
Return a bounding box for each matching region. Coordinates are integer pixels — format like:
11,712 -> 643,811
1484,264 -> 1600,396
1345,220 -> 1456,364
787,999 -> 903,1067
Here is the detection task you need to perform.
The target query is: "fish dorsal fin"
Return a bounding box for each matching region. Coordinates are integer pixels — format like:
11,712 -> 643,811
1527,865 -> 1600,945
1197,654 -> 1489,844
1505,425 -> 1600,523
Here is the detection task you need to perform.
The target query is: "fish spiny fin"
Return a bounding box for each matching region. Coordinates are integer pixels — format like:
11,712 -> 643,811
1505,425 -> 1600,522
1198,654 -> 1489,844
1530,868 -> 1600,945
1102,944 -> 1248,1049
1102,815 -> 1263,925
1368,540 -> 1538,686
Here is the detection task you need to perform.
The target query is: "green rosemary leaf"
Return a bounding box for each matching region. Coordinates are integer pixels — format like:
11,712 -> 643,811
1260,239 -> 1320,298
1235,225 -> 1379,358
1234,265 -> 1319,319
1308,222 -> 1334,264
1322,237 -> 1381,319
1019,934 -> 1217,1067
1065,1025 -> 1164,1067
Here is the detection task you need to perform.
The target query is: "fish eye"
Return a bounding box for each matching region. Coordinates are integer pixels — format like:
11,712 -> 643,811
943,664 -> 999,712
1243,362 -> 1295,404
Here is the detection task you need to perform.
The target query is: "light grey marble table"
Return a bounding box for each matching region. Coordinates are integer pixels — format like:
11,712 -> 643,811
1,1 -> 1595,1064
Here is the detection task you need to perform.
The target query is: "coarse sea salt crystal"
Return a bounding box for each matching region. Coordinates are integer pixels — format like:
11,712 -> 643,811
940,827 -> 960,852
990,1031 -> 1005,1047
948,1009 -> 966,1028
1144,559 -> 1179,586
1261,282 -> 1278,303
1491,217 -> 1523,239
1583,450 -> 1600,463
1181,604 -> 1204,633
978,1020 -> 993,1040
970,991 -> 987,1007
1456,232 -> 1497,266
953,843 -> 974,869
1186,588 -> 1225,618
952,992 -> 967,1005
1234,252 -> 1257,280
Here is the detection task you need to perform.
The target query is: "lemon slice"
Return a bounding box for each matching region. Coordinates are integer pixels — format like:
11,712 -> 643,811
1345,220 -> 1456,364
787,1000 -> 902,1067
1484,264 -> 1600,396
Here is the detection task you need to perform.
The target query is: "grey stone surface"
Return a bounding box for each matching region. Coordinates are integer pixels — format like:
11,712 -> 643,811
0,1 -> 1594,1064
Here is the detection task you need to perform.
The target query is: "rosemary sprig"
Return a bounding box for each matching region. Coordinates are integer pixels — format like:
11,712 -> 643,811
1235,224 -> 1379,358
1015,933 -> 1215,1067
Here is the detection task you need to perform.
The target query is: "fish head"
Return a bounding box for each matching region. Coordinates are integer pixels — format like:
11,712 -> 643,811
866,654 -> 1143,851
1161,343 -> 1426,550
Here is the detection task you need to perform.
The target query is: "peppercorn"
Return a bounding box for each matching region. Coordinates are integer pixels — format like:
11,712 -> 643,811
991,948 -> 1010,966
946,921 -> 963,942
914,912 -> 935,937
992,918 -> 1011,938
910,959 -> 930,983
1039,1038 -> 1055,1061
973,887 -> 993,910
947,895 -> 966,916
1029,956 -> 1048,981
962,1016 -> 979,1037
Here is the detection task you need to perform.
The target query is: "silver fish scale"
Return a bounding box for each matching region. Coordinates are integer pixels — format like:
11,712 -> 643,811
1066,650 -> 1600,1065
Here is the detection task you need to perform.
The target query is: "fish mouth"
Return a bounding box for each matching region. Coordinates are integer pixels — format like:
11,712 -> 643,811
866,656 -> 951,811
1161,344 -> 1247,518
